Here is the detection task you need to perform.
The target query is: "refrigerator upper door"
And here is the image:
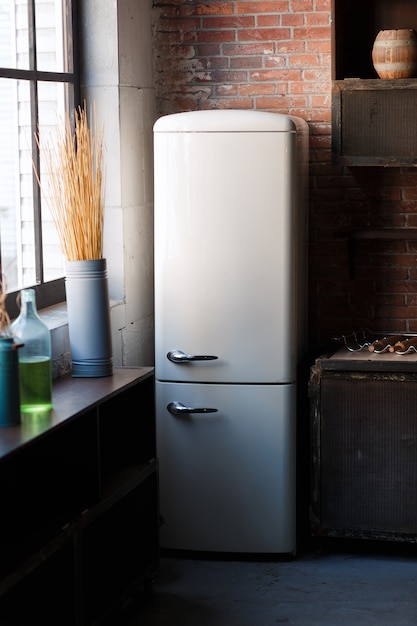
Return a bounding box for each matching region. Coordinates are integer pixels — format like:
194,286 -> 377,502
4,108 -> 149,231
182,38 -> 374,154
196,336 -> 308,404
154,112 -> 307,384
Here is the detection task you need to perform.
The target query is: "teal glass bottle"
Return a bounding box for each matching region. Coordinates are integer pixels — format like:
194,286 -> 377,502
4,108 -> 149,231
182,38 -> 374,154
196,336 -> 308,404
10,289 -> 53,412
0,336 -> 22,425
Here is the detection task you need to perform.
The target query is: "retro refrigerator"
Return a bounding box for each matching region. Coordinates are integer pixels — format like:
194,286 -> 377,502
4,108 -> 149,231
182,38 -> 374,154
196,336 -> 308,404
153,110 -> 308,555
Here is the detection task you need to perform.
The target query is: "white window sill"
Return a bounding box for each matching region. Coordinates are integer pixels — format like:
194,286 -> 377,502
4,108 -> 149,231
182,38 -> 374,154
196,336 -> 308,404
37,300 -> 120,379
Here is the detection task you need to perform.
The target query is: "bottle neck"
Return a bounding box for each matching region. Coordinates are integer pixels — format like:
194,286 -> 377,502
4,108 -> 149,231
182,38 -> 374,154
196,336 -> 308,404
22,301 -> 36,313
20,291 -> 38,318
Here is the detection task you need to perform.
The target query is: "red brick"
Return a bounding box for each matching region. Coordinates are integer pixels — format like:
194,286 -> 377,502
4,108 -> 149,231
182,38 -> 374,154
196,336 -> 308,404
239,83 -> 276,95
192,30 -> 236,43
236,2 -> 290,13
230,56 -> 263,69
215,84 -> 238,96
152,0 -> 417,347
202,16 -> 255,29
238,28 -> 291,41
306,13 -> 331,26
250,68 -> 303,81
182,4 -> 234,17
282,14 -> 304,26
257,15 -> 280,26
223,43 -> 275,55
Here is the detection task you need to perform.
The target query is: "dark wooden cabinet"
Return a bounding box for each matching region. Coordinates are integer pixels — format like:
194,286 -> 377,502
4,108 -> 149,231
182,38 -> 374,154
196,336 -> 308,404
310,350 -> 417,542
0,367 -> 158,626
332,79 -> 417,166
332,0 -> 417,166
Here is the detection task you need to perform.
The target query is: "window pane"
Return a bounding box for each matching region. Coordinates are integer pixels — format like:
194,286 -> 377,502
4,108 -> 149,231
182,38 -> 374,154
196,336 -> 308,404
35,0 -> 73,73
18,79 -> 37,288
0,77 -> 35,291
0,78 -> 74,291
0,0 -> 73,72
38,80 -> 74,282
0,0 -> 76,303
0,0 -> 30,70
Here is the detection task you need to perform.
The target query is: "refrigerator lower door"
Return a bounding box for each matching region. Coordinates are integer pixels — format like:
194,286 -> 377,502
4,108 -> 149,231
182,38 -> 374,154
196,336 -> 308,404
156,381 -> 296,554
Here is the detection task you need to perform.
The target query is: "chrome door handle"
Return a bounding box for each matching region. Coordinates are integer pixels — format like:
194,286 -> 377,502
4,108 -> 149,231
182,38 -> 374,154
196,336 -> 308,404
167,350 -> 218,363
167,401 -> 218,415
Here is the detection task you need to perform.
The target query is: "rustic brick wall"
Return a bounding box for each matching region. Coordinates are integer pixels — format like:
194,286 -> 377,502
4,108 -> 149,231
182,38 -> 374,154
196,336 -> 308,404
152,0 -> 417,354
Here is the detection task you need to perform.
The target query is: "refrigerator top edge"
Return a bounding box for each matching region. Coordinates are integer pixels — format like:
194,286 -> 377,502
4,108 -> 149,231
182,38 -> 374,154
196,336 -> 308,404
153,110 -> 308,133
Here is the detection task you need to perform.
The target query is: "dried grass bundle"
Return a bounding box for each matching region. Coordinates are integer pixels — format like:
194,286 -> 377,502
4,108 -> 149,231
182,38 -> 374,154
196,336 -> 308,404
35,101 -> 104,261
0,272 -> 11,337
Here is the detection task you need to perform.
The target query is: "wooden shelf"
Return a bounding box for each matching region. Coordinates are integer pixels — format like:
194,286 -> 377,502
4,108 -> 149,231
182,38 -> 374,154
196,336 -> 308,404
334,228 -> 417,277
333,1 -> 417,166
0,367 -> 158,626
334,228 -> 417,240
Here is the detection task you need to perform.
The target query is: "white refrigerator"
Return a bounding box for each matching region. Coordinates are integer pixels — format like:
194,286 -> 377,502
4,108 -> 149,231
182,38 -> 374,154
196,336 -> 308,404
153,110 -> 308,555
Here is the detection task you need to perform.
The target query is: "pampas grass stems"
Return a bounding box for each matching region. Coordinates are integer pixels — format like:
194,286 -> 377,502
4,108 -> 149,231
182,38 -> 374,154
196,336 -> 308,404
35,101 -> 104,261
0,273 -> 11,336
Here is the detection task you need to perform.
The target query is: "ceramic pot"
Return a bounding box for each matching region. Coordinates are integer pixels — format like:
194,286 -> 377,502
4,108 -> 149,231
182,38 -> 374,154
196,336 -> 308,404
372,29 -> 417,79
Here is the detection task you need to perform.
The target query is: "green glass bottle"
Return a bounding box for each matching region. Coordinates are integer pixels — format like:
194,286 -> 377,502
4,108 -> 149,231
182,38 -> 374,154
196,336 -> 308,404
10,289 -> 53,412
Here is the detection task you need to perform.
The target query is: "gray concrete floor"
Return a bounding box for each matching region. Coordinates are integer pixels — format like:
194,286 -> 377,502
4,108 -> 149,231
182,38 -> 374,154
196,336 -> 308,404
130,544 -> 417,625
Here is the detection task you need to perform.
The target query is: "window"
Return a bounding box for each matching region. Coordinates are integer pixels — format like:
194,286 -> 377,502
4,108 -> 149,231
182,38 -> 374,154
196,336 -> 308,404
0,0 -> 79,317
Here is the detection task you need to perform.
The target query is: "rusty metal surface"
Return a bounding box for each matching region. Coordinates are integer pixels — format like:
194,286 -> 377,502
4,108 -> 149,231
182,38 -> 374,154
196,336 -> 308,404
318,346 -> 417,373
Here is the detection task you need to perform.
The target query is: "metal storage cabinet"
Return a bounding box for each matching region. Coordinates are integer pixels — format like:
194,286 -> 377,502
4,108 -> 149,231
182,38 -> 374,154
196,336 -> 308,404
310,348 -> 417,543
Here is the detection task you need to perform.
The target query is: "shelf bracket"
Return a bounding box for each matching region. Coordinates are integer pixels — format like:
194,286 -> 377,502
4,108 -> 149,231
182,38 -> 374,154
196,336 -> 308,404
334,228 -> 417,280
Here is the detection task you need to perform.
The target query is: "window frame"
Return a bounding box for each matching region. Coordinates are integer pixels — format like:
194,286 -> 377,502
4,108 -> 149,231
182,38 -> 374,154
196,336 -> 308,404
0,0 -> 80,319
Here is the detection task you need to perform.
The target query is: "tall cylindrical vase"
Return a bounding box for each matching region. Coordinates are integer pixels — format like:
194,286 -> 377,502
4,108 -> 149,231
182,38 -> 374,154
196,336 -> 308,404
65,258 -> 113,377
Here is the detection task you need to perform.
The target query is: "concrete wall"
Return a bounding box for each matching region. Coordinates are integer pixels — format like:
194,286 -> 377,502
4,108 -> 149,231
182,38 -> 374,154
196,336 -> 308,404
79,0 -> 156,367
